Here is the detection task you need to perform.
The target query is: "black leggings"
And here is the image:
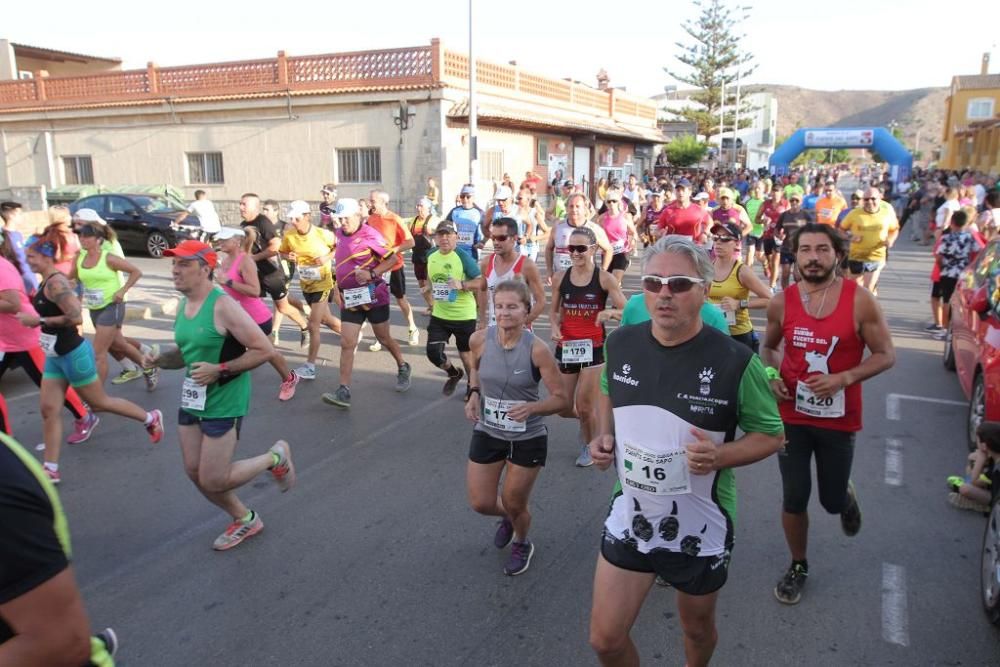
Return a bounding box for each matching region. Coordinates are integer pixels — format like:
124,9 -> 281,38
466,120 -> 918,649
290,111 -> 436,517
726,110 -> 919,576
777,423 -> 856,514
0,349 -> 88,434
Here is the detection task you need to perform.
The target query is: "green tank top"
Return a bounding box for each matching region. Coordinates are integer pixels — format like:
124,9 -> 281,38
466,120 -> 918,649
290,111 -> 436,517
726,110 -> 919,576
76,246 -> 123,310
175,287 -> 250,418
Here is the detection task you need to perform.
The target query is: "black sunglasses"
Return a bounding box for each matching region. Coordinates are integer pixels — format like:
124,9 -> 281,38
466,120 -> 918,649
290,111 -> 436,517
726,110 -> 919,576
712,236 -> 737,243
491,234 -> 510,242
641,275 -> 705,293
567,244 -> 593,254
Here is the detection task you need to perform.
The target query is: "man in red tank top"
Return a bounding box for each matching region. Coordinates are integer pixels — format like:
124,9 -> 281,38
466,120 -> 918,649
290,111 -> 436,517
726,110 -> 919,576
761,223 -> 895,606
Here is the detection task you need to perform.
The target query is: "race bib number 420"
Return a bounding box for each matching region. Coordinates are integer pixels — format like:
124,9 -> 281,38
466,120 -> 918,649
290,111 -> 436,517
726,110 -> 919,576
795,381 -> 845,418
181,377 -> 207,411
622,442 -> 691,495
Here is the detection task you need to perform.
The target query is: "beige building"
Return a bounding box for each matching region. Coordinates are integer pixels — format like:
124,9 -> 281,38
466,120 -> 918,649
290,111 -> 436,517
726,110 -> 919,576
0,39 -> 662,222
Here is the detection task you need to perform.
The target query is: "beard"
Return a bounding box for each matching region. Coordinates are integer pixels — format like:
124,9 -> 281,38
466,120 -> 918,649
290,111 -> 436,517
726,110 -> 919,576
798,262 -> 836,284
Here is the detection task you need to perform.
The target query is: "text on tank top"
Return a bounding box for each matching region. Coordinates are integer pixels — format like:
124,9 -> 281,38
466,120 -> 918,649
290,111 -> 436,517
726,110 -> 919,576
558,266 -> 607,344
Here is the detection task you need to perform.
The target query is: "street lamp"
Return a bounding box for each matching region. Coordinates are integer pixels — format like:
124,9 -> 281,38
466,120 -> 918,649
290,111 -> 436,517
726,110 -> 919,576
468,0 -> 478,187
731,5 -> 752,169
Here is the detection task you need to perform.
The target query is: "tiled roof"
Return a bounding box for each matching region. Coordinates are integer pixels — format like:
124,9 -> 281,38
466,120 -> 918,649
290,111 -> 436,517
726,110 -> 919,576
11,42 -> 121,64
953,74 -> 1000,91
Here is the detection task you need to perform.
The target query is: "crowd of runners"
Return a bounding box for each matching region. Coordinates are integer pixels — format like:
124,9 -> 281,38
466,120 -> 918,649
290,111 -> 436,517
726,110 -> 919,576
3,163 -> 999,665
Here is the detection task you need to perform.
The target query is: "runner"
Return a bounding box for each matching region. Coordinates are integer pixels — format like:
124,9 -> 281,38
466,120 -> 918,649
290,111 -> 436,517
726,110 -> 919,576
758,186 -> 790,291
639,189 -> 667,247
545,193 -> 613,280
144,240 -> 295,551
762,223 -> 895,605
238,193 -> 310,347
366,190 -> 419,348
551,226 -> 626,467
0,431 -> 119,666
588,235 -> 784,666
444,184 -> 486,260
214,226 -> 299,400
839,186 -> 900,294
477,217 -> 546,329
0,201 -> 37,293
814,179 -> 848,227
710,188 -> 753,239
423,221 -> 484,397
515,187 -> 546,262
707,221 -> 771,351
656,179 -> 709,245
597,187 -> 640,286
40,206 -> 80,276
409,197 -> 439,315
0,232 -> 96,443
464,279 -> 567,576
261,199 -> 310,341
773,191 -> 814,291
319,183 -> 338,229
320,199 -> 412,409
742,180 -> 767,268
277,201 -> 343,380
17,239 -> 163,484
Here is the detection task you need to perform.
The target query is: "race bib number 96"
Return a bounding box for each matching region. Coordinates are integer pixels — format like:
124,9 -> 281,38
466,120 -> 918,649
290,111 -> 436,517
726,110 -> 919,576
342,285 -> 373,309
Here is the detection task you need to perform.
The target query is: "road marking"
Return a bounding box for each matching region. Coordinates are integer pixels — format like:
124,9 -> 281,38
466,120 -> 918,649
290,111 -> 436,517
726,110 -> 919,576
884,438 -> 903,487
881,562 -> 910,647
886,393 -> 966,420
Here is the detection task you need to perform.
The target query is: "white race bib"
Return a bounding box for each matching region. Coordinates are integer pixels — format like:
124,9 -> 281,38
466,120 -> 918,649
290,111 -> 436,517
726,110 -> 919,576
724,308 -> 737,326
561,339 -> 594,364
431,282 -> 452,301
457,230 -> 474,246
342,285 -> 373,309
622,442 -> 691,495
795,380 -> 845,418
298,265 -> 322,282
39,333 -> 58,357
556,251 -> 572,270
482,397 -> 526,433
611,240 -> 626,254
82,288 -> 104,308
181,377 -> 207,411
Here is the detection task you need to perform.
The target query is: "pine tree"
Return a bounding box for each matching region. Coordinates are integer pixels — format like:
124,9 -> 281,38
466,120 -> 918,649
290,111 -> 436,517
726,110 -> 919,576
664,0 -> 758,142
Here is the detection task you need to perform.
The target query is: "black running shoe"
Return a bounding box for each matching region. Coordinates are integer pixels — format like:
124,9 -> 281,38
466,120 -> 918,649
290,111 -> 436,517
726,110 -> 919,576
443,368 -> 464,396
774,563 -> 808,605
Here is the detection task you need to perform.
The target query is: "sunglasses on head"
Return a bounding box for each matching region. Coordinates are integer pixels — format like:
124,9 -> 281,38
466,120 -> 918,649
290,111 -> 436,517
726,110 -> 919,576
567,244 -> 593,254
641,275 -> 705,293
491,234 -> 510,242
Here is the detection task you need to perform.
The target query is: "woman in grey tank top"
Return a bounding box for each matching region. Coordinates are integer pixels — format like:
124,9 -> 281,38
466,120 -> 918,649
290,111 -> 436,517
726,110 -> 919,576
463,280 -> 568,576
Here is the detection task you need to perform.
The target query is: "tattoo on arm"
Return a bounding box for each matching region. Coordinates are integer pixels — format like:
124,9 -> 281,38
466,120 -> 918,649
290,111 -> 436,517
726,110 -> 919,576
48,277 -> 82,324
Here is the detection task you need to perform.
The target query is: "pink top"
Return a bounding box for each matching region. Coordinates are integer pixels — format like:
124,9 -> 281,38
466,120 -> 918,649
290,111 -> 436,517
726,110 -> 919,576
53,229 -> 81,277
0,257 -> 40,352
601,212 -> 630,254
221,253 -> 272,325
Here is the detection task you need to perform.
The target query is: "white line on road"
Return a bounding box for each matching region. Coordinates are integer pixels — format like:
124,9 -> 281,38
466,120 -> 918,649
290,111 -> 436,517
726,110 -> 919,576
881,562 -> 910,646
884,438 -> 903,487
886,393 -> 966,421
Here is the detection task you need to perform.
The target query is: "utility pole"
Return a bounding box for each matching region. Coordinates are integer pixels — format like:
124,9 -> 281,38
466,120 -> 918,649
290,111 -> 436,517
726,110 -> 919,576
468,0 -> 478,187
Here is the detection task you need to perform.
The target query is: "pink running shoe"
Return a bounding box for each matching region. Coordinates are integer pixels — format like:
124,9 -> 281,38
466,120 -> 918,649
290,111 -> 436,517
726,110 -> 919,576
67,411 -> 100,445
145,409 -> 164,444
278,370 -> 299,401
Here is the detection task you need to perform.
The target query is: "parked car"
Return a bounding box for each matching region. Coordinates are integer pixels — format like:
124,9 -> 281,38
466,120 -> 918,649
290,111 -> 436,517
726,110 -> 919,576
983,458 -> 1000,626
944,238 -> 1000,450
68,194 -> 201,257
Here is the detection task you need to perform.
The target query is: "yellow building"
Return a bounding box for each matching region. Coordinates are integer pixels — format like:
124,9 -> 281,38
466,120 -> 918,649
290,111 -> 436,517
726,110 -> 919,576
941,61 -> 1000,171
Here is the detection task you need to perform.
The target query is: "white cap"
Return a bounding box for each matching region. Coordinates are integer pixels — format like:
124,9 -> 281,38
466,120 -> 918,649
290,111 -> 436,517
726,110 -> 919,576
215,227 -> 246,241
417,197 -> 432,208
494,185 -> 513,201
334,198 -> 361,217
693,192 -> 710,201
73,208 -> 106,225
285,200 -> 311,219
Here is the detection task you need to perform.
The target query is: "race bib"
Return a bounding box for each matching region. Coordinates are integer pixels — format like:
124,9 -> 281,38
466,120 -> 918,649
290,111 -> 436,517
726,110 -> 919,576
180,377 -> 207,411
82,288 -> 104,308
483,397 -> 526,433
795,381 -> 845,418
457,230 -> 474,246
431,282 -> 452,301
611,240 -> 626,254
724,308 -> 737,326
561,339 -> 593,364
39,333 -> 58,357
342,285 -> 373,309
298,265 -> 322,282
556,251 -> 572,270
622,442 -> 691,495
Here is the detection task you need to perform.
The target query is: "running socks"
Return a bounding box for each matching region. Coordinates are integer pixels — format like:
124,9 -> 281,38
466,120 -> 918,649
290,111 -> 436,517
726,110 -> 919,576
144,412 -> 155,426
43,461 -> 59,472
121,358 -> 139,372
792,559 -> 809,573
270,452 -> 281,468
241,510 -> 255,523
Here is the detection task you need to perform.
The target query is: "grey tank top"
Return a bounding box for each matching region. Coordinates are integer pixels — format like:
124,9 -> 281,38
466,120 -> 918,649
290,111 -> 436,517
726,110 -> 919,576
474,326 -> 547,440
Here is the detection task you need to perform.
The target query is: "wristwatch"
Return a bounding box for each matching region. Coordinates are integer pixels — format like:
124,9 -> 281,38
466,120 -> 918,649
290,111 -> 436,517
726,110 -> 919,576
739,299 -> 749,309
226,279 -> 234,288
218,362 -> 232,379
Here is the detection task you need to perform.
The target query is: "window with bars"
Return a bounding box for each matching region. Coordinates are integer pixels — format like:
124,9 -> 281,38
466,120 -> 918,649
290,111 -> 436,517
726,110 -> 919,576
537,138 -> 549,165
186,152 -> 225,184
481,150 -> 504,184
62,156 -> 94,185
337,148 -> 381,184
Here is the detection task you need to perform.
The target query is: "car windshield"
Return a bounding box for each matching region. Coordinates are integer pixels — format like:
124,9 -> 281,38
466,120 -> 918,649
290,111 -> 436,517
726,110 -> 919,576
131,196 -> 181,213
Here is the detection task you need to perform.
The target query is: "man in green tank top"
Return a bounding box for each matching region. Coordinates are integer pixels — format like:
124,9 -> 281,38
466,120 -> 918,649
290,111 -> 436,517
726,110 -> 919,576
144,241 -> 298,551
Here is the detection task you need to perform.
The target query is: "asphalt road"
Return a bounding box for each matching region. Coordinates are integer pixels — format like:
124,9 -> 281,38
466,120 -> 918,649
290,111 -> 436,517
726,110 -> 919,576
3,231 -> 1000,666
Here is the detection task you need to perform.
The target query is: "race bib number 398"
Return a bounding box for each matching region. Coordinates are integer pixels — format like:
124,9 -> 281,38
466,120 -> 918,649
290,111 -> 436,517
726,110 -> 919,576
622,443 -> 691,495
181,377 -> 207,411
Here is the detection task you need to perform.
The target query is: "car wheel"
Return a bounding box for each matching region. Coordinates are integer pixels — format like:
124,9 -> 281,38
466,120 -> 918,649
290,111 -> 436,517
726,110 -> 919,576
982,492 -> 1000,626
943,322 -> 956,371
968,373 -> 986,452
146,232 -> 169,258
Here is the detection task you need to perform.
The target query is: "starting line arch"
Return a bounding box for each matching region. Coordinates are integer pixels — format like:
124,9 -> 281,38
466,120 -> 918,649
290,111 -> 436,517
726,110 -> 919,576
769,127 -> 912,183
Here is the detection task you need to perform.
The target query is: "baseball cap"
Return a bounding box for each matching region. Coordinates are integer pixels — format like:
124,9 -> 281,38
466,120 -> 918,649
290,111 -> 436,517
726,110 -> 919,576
285,200 -> 311,219
321,183 -> 338,195
494,185 -> 513,201
72,208 -> 106,225
824,179 -> 836,186
693,192 -> 710,201
334,199 -> 361,217
676,178 -> 692,188
717,187 -> 734,200
163,240 -> 217,269
215,227 -> 246,241
563,180 -> 575,188
650,189 -> 664,198
710,221 -> 741,239
435,221 -> 458,234
460,184 -> 476,196
417,197 -> 432,208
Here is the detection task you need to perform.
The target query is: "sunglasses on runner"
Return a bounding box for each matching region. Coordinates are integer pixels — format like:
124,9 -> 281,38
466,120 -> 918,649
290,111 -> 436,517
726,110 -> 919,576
605,199 -> 620,204
491,234 -> 510,242
641,275 -> 705,293
712,236 -> 737,243
567,244 -> 593,254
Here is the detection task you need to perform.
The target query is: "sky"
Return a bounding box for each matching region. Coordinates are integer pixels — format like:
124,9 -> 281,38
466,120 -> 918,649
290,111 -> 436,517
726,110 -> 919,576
5,0 -> 997,96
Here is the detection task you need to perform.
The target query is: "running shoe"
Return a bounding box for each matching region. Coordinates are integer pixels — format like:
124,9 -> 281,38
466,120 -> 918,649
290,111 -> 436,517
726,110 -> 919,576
212,512 -> 263,551
295,363 -> 317,380
299,328 -> 310,349
494,517 -> 514,549
504,540 -> 535,576
947,491 -> 991,513
145,409 -> 164,444
95,628 -> 119,659
774,563 -> 808,605
408,327 -> 420,346
395,362 -> 412,393
575,444 -> 594,468
278,370 -> 299,401
946,475 -> 965,493
143,359 -> 160,392
111,368 -> 142,385
269,440 -> 295,492
67,411 -> 99,445
840,482 -> 862,536
44,467 -> 60,485
443,368 -> 464,396
322,385 -> 352,408
369,340 -> 383,352
925,323 -> 944,332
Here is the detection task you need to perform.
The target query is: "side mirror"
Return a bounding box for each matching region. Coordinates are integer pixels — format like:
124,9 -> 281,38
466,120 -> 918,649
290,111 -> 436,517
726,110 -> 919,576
971,286 -> 990,315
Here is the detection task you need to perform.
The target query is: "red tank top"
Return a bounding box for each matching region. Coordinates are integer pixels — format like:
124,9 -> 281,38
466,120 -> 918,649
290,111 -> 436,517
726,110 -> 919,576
779,280 -> 864,432
558,267 -> 607,344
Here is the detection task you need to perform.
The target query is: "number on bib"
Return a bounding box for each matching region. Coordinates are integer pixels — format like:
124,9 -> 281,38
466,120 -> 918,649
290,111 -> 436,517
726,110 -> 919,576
181,377 -> 207,411
431,282 -> 452,301
561,339 -> 594,364
298,265 -> 322,282
342,286 -> 372,309
794,380 -> 845,418
611,240 -> 626,254
556,252 -> 572,270
39,333 -> 58,357
482,397 -> 526,433
82,288 -> 104,308
621,443 -> 691,495
724,308 -> 736,326
457,231 -> 474,246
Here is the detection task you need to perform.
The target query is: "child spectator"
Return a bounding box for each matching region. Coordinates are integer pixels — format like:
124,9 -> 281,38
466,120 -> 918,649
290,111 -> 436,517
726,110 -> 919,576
947,421 -> 999,513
